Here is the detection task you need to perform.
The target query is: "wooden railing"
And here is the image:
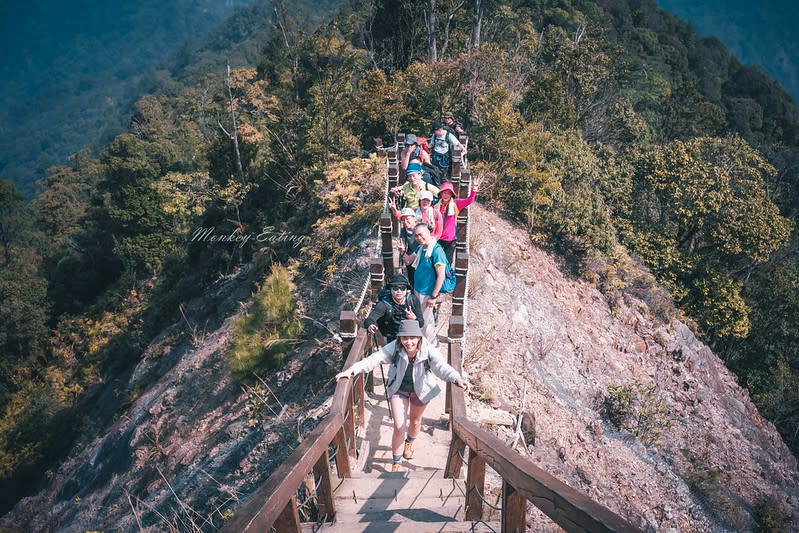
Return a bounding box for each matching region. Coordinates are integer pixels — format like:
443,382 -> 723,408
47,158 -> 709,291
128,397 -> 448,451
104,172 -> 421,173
444,342 -> 639,532
221,134 -> 642,532
219,324 -> 368,532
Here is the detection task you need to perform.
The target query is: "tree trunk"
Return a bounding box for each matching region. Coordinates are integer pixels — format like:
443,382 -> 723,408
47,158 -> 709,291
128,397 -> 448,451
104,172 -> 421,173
470,0 -> 483,49
222,63 -> 246,184
441,1 -> 465,57
427,0 -> 438,62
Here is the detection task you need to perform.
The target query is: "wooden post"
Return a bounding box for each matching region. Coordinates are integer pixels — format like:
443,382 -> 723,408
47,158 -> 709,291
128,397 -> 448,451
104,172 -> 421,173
445,434 -> 465,479
313,451 -> 336,522
466,448 -> 486,520
451,145 -> 462,182
387,146 -> 398,164
274,495 -> 301,533
339,311 -> 356,357
370,258 -> 384,300
333,427 -> 351,478
353,373 -> 365,429
381,209 -> 394,276
451,255 -> 469,317
501,480 -> 527,533
344,386 -> 357,458
388,161 -> 399,186
448,315 -> 464,341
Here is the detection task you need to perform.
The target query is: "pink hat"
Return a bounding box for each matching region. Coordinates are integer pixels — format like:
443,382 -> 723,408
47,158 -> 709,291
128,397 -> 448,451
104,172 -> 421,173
439,182 -> 455,197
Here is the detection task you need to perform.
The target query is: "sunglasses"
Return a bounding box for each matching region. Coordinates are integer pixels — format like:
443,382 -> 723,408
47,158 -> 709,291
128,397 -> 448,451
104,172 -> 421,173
391,286 -> 409,291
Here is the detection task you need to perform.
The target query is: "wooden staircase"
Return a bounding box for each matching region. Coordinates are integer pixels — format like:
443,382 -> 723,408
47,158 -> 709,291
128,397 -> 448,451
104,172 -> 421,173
220,137 -> 641,533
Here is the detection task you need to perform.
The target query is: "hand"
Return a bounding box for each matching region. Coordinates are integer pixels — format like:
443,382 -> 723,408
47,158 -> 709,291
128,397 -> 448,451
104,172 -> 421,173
426,296 -> 437,308
367,324 -> 378,335
405,309 -> 416,320
335,370 -> 354,381
389,196 -> 396,208
455,378 -> 469,392
472,178 -> 480,193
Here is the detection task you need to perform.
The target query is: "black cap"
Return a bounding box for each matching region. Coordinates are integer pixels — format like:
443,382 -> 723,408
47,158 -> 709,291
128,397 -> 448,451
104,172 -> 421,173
388,273 -> 410,289
432,121 -> 444,131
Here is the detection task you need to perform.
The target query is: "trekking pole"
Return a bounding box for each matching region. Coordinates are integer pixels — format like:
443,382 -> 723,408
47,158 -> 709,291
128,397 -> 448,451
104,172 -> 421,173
373,333 -> 393,421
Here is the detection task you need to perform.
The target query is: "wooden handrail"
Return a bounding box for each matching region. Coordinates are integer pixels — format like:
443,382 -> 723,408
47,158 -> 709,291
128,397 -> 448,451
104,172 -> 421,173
445,343 -> 641,533
220,329 -> 369,532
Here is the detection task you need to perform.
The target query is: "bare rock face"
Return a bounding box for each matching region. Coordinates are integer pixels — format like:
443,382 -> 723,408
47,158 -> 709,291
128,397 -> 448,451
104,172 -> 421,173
464,203 -> 799,531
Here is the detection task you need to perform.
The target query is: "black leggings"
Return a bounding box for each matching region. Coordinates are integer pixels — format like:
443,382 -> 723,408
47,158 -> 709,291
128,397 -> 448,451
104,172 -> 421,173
439,239 -> 456,264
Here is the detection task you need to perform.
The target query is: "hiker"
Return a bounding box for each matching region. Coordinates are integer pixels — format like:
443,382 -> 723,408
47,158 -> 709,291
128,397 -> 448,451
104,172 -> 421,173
400,133 -> 430,171
416,190 -> 443,240
389,190 -> 441,241
396,207 -> 420,287
390,162 -> 439,210
437,178 -> 479,264
335,319 -> 469,472
404,223 -> 449,343
441,111 -> 466,137
429,121 -> 465,175
364,274 -> 424,342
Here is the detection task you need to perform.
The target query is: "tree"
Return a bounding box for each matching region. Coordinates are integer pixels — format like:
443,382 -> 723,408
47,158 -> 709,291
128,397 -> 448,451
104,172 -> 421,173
647,136 -> 793,268
0,180 -> 25,265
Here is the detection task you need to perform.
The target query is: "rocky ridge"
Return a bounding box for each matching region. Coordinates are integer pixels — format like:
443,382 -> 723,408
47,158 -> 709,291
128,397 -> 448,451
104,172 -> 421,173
463,203 -> 799,531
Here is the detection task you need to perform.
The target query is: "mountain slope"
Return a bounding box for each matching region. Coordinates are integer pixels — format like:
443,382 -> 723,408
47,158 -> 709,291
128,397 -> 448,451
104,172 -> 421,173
2,200 -> 796,531
465,203 -> 799,530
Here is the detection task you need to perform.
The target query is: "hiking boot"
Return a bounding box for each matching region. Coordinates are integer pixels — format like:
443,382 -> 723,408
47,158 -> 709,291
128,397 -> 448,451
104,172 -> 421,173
391,463 -> 402,472
403,441 -> 415,459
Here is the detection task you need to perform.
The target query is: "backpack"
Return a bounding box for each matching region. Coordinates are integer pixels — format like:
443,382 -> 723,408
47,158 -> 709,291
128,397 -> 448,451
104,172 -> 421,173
416,136 -> 430,156
421,162 -> 446,187
421,244 -> 457,294
430,133 -> 456,169
440,261 -> 457,294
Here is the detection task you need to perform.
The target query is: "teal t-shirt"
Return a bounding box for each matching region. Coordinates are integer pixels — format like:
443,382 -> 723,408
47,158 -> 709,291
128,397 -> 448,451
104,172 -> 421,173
413,244 -> 447,295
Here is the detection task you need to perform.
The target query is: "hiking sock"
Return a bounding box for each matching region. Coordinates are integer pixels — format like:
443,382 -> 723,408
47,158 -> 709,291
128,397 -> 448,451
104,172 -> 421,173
405,436 -> 416,443
392,454 -> 403,464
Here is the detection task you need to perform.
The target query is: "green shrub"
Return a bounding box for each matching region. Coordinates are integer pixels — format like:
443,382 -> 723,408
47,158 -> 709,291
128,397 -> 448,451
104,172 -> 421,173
225,265 -> 304,380
603,379 -> 671,446
754,496 -> 788,533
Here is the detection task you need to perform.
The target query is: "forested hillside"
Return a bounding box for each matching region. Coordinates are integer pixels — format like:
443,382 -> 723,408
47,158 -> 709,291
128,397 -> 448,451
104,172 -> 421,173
1,0 -> 272,196
1,0 -> 798,525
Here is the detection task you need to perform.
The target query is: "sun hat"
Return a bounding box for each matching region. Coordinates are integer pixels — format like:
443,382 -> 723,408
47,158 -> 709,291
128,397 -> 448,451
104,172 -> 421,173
397,319 -> 423,338
406,162 -> 423,175
442,112 -> 454,119
438,182 -> 455,197
399,207 -> 416,218
419,190 -> 434,202
405,133 -> 418,145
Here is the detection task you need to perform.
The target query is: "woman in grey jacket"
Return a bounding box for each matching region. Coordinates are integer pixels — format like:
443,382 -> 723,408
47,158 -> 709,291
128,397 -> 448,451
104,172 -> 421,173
335,320 -> 469,471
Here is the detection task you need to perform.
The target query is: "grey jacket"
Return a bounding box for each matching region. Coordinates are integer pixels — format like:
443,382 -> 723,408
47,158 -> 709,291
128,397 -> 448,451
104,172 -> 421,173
346,340 -> 461,405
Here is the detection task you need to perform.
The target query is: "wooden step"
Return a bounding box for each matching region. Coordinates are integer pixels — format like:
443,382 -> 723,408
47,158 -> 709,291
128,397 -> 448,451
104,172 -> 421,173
301,519 -> 502,532
333,470 -> 465,501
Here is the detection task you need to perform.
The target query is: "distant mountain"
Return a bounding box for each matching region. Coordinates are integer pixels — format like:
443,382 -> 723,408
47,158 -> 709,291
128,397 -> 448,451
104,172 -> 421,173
657,0 -> 799,102
0,0 -> 258,195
